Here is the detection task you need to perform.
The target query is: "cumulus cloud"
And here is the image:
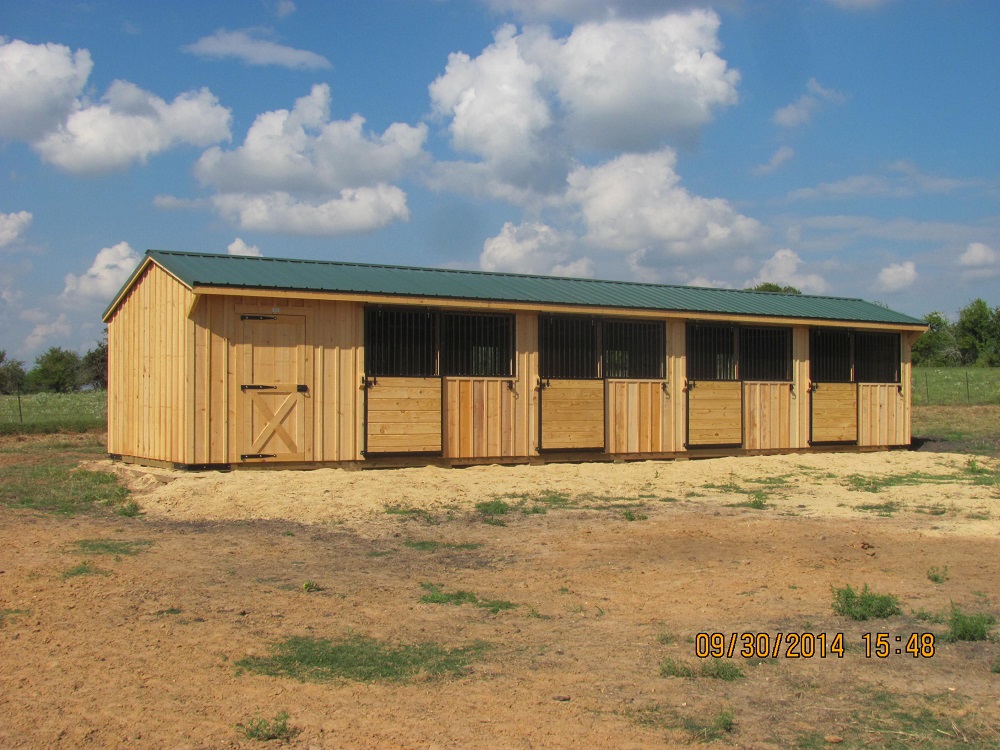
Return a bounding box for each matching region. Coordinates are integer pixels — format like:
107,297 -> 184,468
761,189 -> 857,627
34,81 -> 232,173
772,78 -> 845,128
61,242 -> 141,304
876,260 -> 917,292
429,10 -> 739,197
227,237 -> 262,256
212,187 -> 410,236
196,84 -> 426,194
567,149 -> 762,258
1,38 -> 232,173
270,0 -> 296,18
753,146 -> 794,175
0,211 -> 32,247
24,313 -> 71,351
184,28 -> 330,70
480,221 -> 594,276
745,249 -> 829,294
959,242 -> 997,267
0,38 -> 92,140
198,84 -> 425,235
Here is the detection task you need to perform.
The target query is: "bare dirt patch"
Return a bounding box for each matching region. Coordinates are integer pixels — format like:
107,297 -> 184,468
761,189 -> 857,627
2,448 -> 999,749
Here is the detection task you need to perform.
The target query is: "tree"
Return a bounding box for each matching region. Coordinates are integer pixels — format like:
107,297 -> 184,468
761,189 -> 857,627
747,282 -> 802,295
911,311 -> 960,367
27,347 -> 81,393
955,298 -> 1000,367
0,351 -> 27,394
81,332 -> 108,390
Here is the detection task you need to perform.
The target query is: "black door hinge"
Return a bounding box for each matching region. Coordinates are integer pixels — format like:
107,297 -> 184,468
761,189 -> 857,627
241,453 -> 277,460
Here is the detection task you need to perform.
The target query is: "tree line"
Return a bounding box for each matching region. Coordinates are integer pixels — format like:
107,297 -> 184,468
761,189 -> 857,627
0,337 -> 107,394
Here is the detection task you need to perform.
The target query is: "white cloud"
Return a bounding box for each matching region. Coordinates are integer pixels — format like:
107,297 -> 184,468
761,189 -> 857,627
745,249 -> 829,294
753,146 -> 794,175
271,0 -> 296,18
567,149 -> 762,257
959,242 -> 997,267
153,195 -> 210,210
0,38 -> 92,140
34,81 -> 232,173
0,211 -> 32,247
789,162 -> 970,201
24,313 -> 71,351
197,84 -> 424,236
876,260 -> 917,292
772,78 -> 845,128
196,84 -> 427,194
485,0 -> 705,23
212,187 -> 410,236
480,221 -> 593,276
227,237 -> 262,256
61,241 -> 141,304
184,28 -> 330,70
429,10 -> 739,197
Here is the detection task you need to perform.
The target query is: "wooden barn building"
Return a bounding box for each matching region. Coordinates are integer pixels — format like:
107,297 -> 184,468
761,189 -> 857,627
103,250 -> 927,469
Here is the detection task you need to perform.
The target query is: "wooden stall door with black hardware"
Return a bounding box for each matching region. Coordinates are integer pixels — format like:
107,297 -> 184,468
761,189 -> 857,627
237,313 -> 312,462
809,382 -> 858,444
685,324 -> 742,448
364,376 -> 443,454
538,316 -> 605,450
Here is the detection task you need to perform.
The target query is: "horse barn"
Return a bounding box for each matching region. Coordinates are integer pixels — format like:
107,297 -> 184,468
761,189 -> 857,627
103,250 -> 927,469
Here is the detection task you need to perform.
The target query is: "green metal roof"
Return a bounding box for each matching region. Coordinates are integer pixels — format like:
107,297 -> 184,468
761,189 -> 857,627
110,249 -> 925,327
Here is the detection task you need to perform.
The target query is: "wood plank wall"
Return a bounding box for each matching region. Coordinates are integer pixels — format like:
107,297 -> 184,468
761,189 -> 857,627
858,384 -> 907,446
687,381 -> 743,446
107,264 -> 192,463
443,379 -> 515,458
366,377 -> 442,453
743,382 -> 792,450
190,296 -> 365,464
605,380 -> 667,453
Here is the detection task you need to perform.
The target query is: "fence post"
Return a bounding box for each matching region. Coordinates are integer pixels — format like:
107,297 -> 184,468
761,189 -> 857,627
16,384 -> 23,423
925,371 -> 930,405
966,370 -> 971,404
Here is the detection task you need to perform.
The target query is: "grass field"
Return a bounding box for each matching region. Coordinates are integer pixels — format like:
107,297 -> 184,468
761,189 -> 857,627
912,367 -> 1000,406
0,391 -> 107,434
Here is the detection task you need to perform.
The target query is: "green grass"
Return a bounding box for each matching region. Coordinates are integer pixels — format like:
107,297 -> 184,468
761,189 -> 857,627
0,608 -> 30,627
235,634 -> 488,682
236,711 -> 300,742
69,539 -> 152,556
853,500 -> 902,517
61,561 -> 110,579
629,705 -> 736,743
726,490 -> 769,509
927,566 -> 949,584
0,391 -> 108,433
0,451 -> 132,516
831,584 -> 902,620
419,583 -> 517,614
912,404 -> 1000,456
943,605 -> 997,642
403,539 -> 482,552
911,367 -> 1000,406
659,657 -> 743,681
384,505 -> 443,525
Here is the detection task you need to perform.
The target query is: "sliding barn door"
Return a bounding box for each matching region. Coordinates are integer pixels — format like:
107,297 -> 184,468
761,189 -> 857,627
365,377 -> 442,455
238,314 -> 312,462
539,378 -> 605,450
810,382 -> 858,444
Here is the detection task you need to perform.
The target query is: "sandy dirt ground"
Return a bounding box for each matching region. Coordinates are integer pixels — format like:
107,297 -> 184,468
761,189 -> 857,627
1,447 -> 999,749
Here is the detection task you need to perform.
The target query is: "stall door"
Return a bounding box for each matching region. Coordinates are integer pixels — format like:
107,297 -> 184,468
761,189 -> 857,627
238,314 -> 311,462
810,382 -> 858,444
365,377 -> 442,454
686,381 -> 743,448
539,379 -> 605,450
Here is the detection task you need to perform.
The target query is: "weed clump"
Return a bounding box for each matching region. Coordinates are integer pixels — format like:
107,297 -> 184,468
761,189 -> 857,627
236,711 -> 299,741
831,583 -> 902,620
943,605 -> 997,642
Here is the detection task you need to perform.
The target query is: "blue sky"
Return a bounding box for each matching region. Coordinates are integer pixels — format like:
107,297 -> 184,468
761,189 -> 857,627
1,0 -> 998,359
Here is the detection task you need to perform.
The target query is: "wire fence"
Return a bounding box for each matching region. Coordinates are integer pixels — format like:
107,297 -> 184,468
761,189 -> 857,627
911,368 -> 1000,406
0,390 -> 107,430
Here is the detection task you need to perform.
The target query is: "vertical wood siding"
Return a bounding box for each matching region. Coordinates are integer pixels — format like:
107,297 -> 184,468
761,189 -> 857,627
107,264 -> 192,463
605,380 -> 667,453
443,378 -> 515,458
743,382 -> 792,450
858,384 -> 907,446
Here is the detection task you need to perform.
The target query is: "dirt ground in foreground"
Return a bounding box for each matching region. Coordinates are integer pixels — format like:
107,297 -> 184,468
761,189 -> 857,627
1,447 -> 999,749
